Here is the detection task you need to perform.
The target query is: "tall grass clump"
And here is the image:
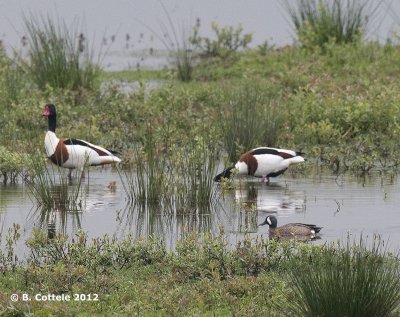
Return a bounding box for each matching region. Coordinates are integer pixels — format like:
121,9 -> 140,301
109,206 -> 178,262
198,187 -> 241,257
119,143 -> 171,206
0,49 -> 25,103
119,127 -> 171,206
173,138 -> 220,210
21,14 -> 100,90
221,84 -> 284,162
26,153 -> 86,211
287,237 -> 400,317
119,135 -> 220,213
283,0 -> 380,49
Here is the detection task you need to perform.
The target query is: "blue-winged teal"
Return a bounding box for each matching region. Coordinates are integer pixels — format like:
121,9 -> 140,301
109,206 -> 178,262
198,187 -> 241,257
214,147 -> 305,183
259,215 -> 322,239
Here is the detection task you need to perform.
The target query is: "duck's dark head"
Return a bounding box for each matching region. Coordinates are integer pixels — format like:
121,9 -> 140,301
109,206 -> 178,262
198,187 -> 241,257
259,215 -> 277,228
43,104 -> 57,132
43,104 -> 56,117
214,166 -> 235,182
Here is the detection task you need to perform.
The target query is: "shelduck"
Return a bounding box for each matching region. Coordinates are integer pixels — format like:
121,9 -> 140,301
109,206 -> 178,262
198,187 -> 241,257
259,215 -> 322,240
214,147 -> 305,183
42,104 -> 121,177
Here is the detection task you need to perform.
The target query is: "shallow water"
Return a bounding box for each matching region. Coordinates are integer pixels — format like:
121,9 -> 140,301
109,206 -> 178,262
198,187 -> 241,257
1,166 -> 399,256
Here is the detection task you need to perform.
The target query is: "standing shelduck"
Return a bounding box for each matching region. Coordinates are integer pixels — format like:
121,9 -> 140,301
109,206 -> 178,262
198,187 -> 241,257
43,104 -> 121,177
214,147 -> 305,183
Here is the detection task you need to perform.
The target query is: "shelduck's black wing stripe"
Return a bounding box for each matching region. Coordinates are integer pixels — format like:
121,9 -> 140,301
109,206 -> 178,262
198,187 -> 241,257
250,148 -> 296,159
64,139 -> 90,147
63,138 -> 112,156
250,148 -> 280,156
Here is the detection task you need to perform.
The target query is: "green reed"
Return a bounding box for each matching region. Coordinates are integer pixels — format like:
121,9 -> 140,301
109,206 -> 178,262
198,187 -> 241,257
287,236 -> 400,317
221,83 -> 284,162
283,0 -> 380,49
173,139 -> 220,210
26,153 -> 86,211
118,146 -> 171,206
119,137 -> 219,213
21,14 -> 100,90
118,129 -> 171,206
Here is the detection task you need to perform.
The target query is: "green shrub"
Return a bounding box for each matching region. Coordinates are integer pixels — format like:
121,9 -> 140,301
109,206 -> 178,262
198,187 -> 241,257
0,146 -> 28,184
190,22 -> 252,60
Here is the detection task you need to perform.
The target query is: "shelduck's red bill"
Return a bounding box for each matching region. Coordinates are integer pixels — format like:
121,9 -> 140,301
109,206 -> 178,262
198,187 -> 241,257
42,105 -> 50,117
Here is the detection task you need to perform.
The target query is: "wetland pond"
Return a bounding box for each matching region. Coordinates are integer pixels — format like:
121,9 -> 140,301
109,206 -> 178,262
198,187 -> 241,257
1,166 -> 400,256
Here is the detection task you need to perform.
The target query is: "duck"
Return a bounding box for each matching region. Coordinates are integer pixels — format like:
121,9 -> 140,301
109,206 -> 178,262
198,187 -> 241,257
214,147 -> 305,183
42,103 -> 121,177
259,215 -> 322,240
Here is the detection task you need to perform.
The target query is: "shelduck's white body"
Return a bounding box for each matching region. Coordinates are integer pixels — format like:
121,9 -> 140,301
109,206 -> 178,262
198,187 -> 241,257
215,147 -> 305,183
43,104 -> 121,174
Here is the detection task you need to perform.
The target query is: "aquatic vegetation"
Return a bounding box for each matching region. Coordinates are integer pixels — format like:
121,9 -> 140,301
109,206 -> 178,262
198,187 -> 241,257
287,237 -> 400,317
119,135 -> 220,213
172,137 -> 220,209
0,146 -> 28,184
26,152 -> 86,211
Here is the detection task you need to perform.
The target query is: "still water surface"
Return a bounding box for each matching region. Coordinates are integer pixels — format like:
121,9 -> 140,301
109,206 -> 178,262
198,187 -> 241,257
1,167 -> 399,256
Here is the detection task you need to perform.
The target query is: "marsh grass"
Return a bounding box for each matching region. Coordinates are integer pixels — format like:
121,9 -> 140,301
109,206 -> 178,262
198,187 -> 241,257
118,144 -> 171,206
21,14 -> 100,90
173,139 -> 220,210
221,84 -> 284,162
0,50 -> 26,103
26,155 -> 86,212
119,137 -> 220,213
287,237 -> 400,317
283,0 -> 381,49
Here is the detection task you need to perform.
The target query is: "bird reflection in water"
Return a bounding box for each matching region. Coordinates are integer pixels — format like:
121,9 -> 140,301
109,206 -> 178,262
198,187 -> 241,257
234,181 -> 306,233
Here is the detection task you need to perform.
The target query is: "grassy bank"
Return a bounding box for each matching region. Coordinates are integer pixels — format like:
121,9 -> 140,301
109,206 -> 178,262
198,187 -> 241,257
0,230 -> 399,316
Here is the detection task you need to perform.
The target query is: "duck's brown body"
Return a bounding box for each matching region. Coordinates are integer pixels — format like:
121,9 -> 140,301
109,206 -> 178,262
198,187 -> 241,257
259,215 -> 322,240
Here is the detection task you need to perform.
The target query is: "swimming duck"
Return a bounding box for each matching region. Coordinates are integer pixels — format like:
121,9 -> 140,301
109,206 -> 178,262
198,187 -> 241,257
259,215 -> 322,239
42,104 -> 121,177
214,147 -> 305,183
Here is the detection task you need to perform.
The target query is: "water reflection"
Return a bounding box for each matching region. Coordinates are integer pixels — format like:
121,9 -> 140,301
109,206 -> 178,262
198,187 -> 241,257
116,201 -> 221,246
233,180 -> 306,217
29,206 -> 82,239
1,169 -> 400,254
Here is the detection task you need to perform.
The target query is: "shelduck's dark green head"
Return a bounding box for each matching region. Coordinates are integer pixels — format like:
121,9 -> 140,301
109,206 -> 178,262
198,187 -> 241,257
43,104 -> 56,117
43,104 -> 57,132
214,166 -> 235,182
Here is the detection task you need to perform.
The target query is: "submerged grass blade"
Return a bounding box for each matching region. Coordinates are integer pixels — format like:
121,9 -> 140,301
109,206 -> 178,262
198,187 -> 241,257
26,153 -> 86,211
